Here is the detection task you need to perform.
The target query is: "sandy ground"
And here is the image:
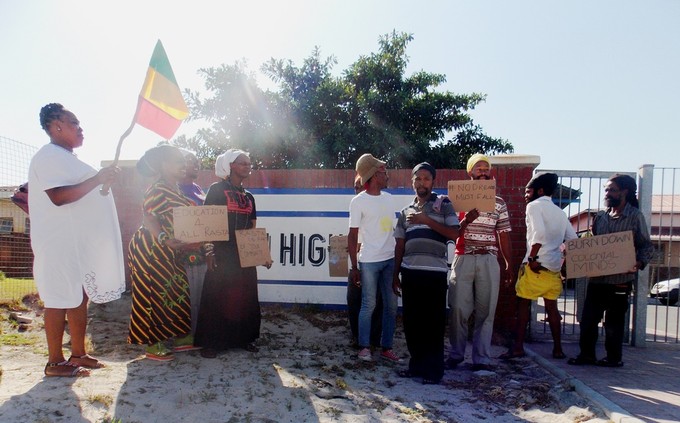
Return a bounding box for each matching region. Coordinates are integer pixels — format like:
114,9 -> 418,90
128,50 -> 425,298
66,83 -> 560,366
0,294 -> 609,423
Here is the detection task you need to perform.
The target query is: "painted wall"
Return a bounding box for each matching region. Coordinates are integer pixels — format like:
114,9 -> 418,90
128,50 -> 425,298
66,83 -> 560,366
110,154 -> 540,334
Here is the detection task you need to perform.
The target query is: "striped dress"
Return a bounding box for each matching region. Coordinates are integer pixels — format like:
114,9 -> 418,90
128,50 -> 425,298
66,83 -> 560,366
128,180 -> 192,345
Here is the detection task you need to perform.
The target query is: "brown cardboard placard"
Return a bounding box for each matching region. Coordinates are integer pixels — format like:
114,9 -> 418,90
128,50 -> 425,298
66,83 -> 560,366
173,206 -> 229,242
329,235 -> 349,277
565,231 -> 636,279
447,180 -> 496,212
235,228 -> 272,268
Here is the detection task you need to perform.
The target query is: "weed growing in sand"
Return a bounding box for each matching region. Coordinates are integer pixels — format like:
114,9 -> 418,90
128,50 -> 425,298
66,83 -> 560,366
198,390 -> 218,403
335,377 -> 349,390
321,405 -> 342,418
87,393 -> 114,407
0,332 -> 37,346
399,404 -> 428,417
101,418 -> 122,423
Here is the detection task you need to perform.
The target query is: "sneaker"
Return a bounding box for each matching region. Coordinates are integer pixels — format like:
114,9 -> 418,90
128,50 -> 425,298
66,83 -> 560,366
358,348 -> 373,361
380,349 -> 403,363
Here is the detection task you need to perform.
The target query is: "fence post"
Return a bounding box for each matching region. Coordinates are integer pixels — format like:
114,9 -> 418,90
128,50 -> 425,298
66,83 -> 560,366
633,164 -> 654,347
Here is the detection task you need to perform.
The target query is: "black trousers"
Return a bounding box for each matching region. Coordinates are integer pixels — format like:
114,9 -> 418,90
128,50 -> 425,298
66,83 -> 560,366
579,282 -> 631,362
347,274 -> 383,347
401,268 -> 448,381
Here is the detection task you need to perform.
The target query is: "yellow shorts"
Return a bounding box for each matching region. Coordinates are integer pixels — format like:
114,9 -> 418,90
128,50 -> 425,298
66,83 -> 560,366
515,264 -> 562,301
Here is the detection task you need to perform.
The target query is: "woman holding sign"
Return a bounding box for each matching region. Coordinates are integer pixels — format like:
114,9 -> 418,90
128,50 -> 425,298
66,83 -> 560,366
195,149 -> 272,358
127,145 -> 203,361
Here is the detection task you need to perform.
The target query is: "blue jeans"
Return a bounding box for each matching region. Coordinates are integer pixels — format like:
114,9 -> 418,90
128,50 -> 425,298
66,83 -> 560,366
358,258 -> 397,349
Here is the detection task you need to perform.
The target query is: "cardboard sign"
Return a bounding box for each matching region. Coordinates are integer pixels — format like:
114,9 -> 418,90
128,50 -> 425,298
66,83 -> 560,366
173,206 -> 229,242
328,235 -> 349,277
565,231 -> 636,279
447,180 -> 496,212
235,228 -> 272,268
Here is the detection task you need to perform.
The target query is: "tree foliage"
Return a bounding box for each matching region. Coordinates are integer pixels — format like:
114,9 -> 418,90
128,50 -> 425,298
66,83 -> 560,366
178,31 -> 513,170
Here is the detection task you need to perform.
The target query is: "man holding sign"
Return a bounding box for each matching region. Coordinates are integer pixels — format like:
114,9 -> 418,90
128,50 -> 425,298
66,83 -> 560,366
447,154 -> 513,371
568,174 -> 652,368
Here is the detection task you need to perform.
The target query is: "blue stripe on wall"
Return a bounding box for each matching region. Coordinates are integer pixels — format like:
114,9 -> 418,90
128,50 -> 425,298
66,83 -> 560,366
258,211 -> 349,218
259,279 -> 347,287
250,188 -> 416,196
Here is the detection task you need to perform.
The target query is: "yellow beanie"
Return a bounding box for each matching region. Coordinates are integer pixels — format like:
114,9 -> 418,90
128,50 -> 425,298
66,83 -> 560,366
466,154 -> 491,173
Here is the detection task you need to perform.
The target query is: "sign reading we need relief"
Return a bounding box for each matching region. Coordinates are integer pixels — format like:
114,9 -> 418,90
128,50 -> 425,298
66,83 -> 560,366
565,231 -> 636,279
172,206 -> 229,242
447,180 -> 496,212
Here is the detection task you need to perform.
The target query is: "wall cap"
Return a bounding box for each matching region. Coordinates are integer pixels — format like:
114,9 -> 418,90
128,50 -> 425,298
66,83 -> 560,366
488,154 -> 541,167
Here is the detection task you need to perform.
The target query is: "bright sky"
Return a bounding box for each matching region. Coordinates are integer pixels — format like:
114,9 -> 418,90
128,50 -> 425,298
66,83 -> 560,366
1,0 -> 679,174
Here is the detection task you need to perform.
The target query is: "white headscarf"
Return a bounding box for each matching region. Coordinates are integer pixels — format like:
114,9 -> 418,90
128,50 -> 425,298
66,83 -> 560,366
215,149 -> 248,179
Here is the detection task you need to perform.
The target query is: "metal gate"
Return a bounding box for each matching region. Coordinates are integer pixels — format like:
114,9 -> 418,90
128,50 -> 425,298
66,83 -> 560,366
531,166 -> 680,346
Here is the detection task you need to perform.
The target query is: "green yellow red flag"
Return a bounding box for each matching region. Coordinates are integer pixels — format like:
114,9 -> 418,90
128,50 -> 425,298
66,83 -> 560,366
134,40 -> 188,139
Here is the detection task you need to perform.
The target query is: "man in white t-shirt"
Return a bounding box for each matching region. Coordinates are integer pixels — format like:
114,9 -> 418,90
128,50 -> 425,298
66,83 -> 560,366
348,153 -> 401,363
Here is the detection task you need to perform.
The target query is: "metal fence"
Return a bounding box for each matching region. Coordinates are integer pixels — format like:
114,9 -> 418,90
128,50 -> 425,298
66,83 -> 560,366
0,136 -> 36,296
532,166 -> 680,346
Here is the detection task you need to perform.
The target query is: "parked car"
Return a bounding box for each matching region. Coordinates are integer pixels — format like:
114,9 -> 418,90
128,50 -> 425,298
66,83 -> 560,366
650,278 -> 680,306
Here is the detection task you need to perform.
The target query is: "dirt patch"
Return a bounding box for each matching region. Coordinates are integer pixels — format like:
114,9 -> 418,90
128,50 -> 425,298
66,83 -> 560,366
0,294 -> 607,422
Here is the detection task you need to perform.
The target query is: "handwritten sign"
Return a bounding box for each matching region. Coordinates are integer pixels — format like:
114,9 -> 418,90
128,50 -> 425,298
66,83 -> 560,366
328,235 -> 349,277
235,228 -> 272,268
173,206 -> 229,242
447,180 -> 496,212
565,231 -> 636,279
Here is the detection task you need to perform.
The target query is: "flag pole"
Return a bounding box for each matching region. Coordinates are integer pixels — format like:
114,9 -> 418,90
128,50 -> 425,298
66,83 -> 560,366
100,104 -> 139,196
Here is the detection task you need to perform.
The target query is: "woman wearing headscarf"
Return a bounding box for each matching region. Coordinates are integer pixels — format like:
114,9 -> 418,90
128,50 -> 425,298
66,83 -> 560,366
127,144 -> 204,361
195,149 -> 271,358
29,103 -> 125,377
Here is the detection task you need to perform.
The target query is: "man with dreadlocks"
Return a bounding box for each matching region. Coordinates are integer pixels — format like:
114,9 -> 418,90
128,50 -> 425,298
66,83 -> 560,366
568,174 -> 653,368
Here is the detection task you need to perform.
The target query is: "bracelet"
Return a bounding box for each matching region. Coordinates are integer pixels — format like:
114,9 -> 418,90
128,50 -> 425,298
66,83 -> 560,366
157,231 -> 169,246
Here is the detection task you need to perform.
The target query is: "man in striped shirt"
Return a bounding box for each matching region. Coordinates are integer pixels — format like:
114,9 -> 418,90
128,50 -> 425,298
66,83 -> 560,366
393,162 -> 459,384
447,154 -> 514,371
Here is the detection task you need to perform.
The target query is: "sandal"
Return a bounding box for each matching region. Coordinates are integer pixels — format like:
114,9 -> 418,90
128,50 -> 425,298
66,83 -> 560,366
173,334 -> 202,352
146,342 -> 174,362
45,361 -> 90,378
68,354 -> 105,369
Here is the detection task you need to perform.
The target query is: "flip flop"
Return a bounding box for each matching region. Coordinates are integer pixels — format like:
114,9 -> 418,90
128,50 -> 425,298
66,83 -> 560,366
173,344 -> 202,352
146,343 -> 175,362
498,351 -> 526,360
552,351 -> 567,359
45,361 -> 90,377
68,354 -> 105,369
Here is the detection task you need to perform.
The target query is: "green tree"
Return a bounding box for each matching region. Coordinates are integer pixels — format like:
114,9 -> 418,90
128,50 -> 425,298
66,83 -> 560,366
179,31 -> 513,170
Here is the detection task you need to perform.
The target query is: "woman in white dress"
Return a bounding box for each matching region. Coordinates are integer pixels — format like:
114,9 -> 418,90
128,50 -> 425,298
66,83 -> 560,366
28,103 -> 126,377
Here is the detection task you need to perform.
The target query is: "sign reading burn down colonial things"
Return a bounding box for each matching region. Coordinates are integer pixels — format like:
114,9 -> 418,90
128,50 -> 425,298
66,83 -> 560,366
565,231 -> 636,279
